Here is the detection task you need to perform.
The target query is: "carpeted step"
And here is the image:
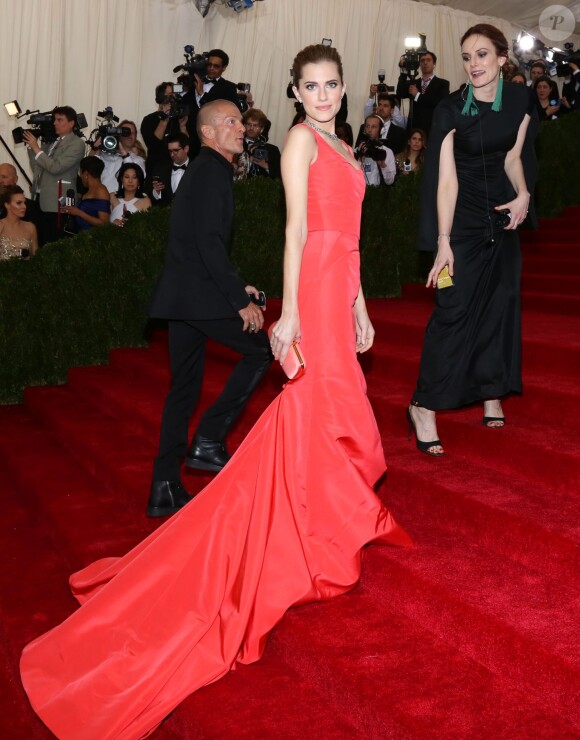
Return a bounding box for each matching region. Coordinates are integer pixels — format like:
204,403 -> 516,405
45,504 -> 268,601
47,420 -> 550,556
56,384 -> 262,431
521,289 -> 580,314
521,272 -> 579,294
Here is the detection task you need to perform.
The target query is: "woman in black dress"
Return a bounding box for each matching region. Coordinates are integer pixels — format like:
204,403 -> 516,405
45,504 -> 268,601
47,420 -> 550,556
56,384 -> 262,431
408,24 -> 536,455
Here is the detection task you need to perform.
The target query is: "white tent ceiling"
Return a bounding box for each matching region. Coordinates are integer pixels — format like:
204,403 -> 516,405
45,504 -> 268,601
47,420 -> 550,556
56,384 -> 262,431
419,0 -> 579,40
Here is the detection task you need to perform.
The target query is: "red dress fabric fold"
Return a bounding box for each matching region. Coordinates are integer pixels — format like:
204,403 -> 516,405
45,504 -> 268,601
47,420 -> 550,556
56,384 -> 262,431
20,129 -> 411,739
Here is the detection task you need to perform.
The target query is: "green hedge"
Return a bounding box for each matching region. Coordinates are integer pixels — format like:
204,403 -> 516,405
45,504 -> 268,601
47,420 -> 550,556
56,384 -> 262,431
1,113 -> 578,403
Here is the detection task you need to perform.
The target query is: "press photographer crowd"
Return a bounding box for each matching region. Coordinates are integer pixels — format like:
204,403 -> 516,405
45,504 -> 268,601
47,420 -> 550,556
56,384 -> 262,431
1,40 -> 579,257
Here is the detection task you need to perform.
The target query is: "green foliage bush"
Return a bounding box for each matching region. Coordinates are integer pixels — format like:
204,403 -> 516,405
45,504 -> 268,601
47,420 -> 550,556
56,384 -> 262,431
1,113 -> 578,402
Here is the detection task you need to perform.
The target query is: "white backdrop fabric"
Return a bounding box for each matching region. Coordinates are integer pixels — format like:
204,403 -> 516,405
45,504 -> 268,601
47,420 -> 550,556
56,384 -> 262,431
1,0 -> 517,180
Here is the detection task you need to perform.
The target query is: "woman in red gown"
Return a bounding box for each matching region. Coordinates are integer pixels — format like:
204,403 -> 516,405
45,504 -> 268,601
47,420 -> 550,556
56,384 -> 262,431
20,44 -> 411,739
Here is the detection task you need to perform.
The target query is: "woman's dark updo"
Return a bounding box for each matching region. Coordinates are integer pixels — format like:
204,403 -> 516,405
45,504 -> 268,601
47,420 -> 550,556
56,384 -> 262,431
460,24 -> 509,58
0,184 -> 24,207
292,44 -> 344,88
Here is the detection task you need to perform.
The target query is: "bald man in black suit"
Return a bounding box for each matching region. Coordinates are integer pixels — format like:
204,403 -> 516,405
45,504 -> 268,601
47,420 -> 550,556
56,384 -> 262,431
148,100 -> 271,517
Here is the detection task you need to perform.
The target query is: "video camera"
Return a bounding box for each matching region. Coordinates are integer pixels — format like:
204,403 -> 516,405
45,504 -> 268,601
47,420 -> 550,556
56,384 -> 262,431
356,135 -> 388,162
399,33 -> 428,79
87,107 -> 132,153
552,43 -> 580,77
173,44 -> 210,81
12,112 -> 57,145
247,134 -> 269,161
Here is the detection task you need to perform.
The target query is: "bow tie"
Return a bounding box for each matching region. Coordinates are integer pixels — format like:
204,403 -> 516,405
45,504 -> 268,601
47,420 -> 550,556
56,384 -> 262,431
172,164 -> 187,171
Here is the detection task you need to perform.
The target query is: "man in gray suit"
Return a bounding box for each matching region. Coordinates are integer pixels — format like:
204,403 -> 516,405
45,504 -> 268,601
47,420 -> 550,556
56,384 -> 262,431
23,106 -> 86,245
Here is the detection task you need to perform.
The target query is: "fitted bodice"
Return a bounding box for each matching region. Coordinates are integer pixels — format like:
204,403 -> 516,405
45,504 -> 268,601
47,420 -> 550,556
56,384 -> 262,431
0,234 -> 31,261
303,126 -> 365,238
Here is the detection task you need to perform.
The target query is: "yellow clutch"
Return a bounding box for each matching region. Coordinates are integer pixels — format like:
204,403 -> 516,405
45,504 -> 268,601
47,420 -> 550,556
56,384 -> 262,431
437,265 -> 454,289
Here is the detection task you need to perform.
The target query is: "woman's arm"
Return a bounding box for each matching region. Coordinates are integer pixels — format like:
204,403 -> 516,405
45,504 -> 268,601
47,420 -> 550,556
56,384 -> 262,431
269,125 -> 316,365
427,129 -> 457,288
497,114 -> 531,229
64,204 -> 108,227
353,286 -> 375,353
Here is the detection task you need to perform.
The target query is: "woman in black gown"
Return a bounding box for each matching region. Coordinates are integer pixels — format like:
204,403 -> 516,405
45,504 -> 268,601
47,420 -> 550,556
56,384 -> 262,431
408,24 -> 536,455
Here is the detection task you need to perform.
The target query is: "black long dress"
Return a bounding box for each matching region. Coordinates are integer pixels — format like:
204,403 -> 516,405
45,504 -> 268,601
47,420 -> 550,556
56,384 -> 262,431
414,82 -> 536,410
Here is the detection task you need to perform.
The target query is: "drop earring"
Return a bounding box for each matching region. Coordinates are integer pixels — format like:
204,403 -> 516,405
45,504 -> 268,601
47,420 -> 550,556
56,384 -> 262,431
460,82 -> 478,116
492,66 -> 503,113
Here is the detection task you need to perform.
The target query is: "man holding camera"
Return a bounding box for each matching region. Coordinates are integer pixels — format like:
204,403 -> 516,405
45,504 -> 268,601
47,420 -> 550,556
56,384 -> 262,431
186,50 -> 242,156
397,51 -> 450,135
141,82 -> 189,177
149,133 -> 191,206
364,84 -> 406,128
147,99 -> 271,518
23,106 -> 85,245
355,114 -> 396,187
237,108 -> 281,180
371,94 -> 407,155
90,119 -> 146,193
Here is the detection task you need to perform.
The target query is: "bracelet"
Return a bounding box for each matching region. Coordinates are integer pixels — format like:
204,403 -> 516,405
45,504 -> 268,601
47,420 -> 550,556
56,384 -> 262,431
437,233 -> 450,240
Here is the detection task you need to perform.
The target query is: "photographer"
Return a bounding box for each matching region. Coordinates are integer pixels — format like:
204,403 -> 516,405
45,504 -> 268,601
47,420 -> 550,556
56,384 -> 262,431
364,83 -> 405,127
396,51 -> 450,135
90,119 -> 146,194
23,106 -> 86,245
355,114 -> 396,187
237,108 -> 281,180
141,82 -> 189,176
187,49 -> 242,156
362,93 -> 407,155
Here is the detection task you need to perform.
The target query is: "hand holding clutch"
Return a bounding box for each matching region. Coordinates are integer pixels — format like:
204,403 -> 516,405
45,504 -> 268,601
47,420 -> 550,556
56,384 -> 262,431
268,324 -> 306,380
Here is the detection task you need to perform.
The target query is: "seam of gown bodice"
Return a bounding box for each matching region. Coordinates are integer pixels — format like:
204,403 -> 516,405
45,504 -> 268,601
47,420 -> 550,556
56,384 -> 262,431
299,125 -> 365,237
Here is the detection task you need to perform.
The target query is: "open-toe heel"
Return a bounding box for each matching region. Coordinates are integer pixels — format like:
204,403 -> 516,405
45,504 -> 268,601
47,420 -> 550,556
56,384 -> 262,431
406,404 -> 444,457
482,416 -> 505,428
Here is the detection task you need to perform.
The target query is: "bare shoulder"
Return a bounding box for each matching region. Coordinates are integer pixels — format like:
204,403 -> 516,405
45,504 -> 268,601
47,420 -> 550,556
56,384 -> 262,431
282,125 -> 317,174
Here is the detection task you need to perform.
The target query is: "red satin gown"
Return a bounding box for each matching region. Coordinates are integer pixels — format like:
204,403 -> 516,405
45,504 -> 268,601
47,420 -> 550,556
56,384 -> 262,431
20,127 -> 412,740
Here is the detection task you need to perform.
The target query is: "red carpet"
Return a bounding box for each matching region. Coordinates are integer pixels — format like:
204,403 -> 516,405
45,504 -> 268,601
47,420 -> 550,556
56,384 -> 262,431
1,207 -> 579,738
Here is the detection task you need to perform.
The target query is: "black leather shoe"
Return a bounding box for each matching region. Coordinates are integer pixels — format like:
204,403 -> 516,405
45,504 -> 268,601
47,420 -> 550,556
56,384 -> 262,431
147,480 -> 193,518
184,435 -> 231,472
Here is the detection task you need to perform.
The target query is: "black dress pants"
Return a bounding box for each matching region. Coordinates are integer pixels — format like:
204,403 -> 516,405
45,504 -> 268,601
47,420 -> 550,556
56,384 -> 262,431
152,317 -> 271,481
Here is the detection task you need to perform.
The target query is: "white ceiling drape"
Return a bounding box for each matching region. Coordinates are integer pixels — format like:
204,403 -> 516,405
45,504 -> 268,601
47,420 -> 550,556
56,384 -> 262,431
0,0 -> 573,180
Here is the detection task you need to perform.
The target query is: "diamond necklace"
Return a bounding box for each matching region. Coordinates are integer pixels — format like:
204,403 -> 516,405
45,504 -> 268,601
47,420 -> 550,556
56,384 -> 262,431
304,119 -> 339,141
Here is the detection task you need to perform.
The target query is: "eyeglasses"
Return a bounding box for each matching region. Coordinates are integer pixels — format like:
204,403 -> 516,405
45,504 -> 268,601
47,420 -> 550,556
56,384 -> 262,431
168,147 -> 183,154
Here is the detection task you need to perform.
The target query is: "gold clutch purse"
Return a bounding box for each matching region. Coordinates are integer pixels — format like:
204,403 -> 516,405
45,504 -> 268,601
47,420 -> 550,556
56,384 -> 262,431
437,265 -> 454,289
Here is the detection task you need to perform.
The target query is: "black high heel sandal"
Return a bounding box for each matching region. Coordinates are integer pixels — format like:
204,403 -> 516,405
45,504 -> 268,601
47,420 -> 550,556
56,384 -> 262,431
482,416 -> 506,428
407,404 -> 444,457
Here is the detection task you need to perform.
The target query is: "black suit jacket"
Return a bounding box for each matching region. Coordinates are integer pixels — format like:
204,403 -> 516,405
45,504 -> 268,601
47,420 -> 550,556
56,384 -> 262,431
149,147 -> 249,320
383,123 -> 407,155
397,75 -> 450,134
147,160 -> 190,207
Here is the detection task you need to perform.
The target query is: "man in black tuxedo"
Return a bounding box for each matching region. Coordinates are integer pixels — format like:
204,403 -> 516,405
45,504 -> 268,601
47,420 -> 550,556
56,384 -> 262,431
147,99 -> 271,517
397,51 -> 450,135
375,95 -> 407,154
187,49 -> 241,156
149,133 -> 191,206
